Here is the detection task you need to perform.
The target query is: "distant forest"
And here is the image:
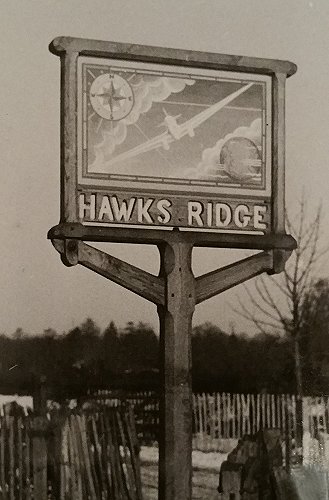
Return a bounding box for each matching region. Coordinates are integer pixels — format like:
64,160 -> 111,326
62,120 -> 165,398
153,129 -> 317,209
0,317 -> 327,400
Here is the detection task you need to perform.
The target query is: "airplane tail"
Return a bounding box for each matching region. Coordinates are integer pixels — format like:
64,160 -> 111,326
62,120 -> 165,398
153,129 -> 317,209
157,108 -> 182,128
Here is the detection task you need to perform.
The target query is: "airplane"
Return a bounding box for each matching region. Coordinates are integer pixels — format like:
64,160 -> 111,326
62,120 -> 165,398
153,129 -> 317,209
103,82 -> 253,167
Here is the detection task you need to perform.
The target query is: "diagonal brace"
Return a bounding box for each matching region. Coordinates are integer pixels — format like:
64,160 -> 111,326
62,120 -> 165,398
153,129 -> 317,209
51,239 -> 165,306
195,251 -> 274,304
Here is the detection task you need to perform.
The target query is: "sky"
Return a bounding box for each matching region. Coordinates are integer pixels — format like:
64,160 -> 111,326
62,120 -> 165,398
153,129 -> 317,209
1,0 -> 329,335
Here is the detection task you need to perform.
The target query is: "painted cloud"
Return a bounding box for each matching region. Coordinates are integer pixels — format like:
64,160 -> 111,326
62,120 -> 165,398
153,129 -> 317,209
90,75 -> 195,170
183,118 -> 262,181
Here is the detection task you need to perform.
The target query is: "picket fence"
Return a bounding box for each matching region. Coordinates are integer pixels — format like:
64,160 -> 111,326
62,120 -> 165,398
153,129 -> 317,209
58,409 -> 142,500
0,415 -> 33,499
0,407 -> 142,500
91,390 -> 329,451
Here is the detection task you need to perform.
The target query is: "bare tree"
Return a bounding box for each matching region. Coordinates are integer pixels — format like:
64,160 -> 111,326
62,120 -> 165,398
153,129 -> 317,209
234,195 -> 326,459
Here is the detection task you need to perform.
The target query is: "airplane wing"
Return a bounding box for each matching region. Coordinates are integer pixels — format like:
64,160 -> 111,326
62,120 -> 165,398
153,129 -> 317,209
103,83 -> 253,167
105,130 -> 174,167
179,83 -> 253,134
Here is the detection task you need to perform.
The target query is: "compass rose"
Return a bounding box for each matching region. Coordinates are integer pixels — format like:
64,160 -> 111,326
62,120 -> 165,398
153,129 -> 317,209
89,73 -> 134,121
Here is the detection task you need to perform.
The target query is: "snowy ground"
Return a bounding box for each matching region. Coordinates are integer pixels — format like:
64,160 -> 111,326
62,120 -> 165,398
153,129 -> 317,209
140,446 -> 227,472
0,394 -> 33,414
140,446 -> 228,499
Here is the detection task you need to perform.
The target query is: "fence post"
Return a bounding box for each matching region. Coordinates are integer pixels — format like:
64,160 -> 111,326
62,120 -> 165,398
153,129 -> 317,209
32,376 -> 48,500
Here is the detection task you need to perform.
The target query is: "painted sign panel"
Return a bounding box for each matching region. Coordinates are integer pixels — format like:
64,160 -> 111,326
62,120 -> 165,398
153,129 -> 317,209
77,57 -> 272,233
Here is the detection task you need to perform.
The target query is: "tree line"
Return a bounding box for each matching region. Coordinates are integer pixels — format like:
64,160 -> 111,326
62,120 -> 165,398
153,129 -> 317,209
1,283 -> 328,401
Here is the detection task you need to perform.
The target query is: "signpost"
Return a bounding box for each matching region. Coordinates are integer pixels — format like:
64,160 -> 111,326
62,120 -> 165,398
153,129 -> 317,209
48,36 -> 297,500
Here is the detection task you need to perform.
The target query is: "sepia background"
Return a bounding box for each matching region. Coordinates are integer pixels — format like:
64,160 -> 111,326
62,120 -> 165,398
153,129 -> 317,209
1,1 -> 329,498
0,0 -> 328,336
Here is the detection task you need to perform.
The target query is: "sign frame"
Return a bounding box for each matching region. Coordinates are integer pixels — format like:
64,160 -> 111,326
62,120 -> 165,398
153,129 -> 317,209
49,36 -> 297,250
49,37 -> 297,249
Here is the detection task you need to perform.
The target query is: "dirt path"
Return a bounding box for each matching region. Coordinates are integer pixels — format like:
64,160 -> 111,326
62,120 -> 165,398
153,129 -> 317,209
141,463 -> 220,499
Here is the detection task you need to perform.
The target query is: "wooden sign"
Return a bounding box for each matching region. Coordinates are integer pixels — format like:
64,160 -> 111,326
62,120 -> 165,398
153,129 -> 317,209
48,38 -> 297,500
78,57 -> 271,233
49,37 -> 296,247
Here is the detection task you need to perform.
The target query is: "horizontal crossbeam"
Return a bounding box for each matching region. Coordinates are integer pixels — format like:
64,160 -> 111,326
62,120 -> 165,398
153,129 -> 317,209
48,223 -> 297,251
51,239 -> 293,308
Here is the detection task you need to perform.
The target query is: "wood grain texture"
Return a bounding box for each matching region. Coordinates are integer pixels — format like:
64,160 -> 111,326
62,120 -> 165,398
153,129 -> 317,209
157,241 -> 195,500
31,417 -> 48,500
60,50 -> 78,223
272,73 -> 287,233
49,36 -> 297,77
78,242 -> 165,305
48,223 -> 297,251
195,251 -> 273,304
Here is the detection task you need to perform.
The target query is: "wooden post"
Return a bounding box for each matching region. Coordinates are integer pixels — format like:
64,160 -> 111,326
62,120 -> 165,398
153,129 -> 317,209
157,238 -> 195,500
50,232 -> 294,500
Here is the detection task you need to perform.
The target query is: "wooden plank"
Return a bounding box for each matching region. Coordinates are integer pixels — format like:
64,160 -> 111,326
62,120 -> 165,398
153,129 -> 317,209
103,412 -> 118,498
285,395 -> 291,472
71,415 -> 84,500
246,394 -> 251,434
9,417 -> 14,500
192,394 -> 197,444
209,395 -> 215,443
98,412 -> 111,495
217,393 -> 221,441
77,415 -> 97,500
17,418 -> 23,500
251,394 -> 256,435
203,394 -> 207,448
78,242 -> 165,305
91,415 -> 107,499
125,407 -> 143,500
110,411 -> 127,499
276,395 -> 281,431
50,36 -> 297,78
67,417 -> 77,499
31,416 -> 48,500
59,48 -> 78,222
232,394 -> 236,439
256,393 -> 261,432
223,393 -> 228,439
267,394 -> 271,428
117,411 -> 136,499
0,418 -> 6,500
25,418 -> 31,500
60,420 -> 69,500
271,394 -> 276,428
241,394 -> 248,435
197,395 -> 203,449
49,222 -> 297,251
272,72 -> 287,233
196,252 -> 273,304
291,395 -> 297,446
281,394 -> 285,433
85,415 -> 100,499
